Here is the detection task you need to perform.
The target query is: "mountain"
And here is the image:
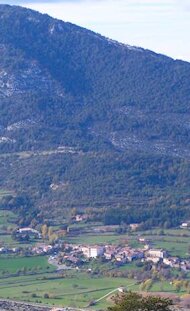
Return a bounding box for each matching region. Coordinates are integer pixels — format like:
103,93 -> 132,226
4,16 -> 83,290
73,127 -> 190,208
0,5 -> 190,227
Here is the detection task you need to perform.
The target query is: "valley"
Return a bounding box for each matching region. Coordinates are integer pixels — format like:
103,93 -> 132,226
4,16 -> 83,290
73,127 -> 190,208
0,208 -> 190,309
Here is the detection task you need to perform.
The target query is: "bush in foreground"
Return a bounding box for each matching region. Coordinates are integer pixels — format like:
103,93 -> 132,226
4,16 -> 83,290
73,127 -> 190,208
108,292 -> 173,311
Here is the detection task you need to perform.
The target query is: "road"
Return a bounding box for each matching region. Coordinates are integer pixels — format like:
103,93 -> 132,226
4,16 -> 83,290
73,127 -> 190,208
93,282 -> 137,305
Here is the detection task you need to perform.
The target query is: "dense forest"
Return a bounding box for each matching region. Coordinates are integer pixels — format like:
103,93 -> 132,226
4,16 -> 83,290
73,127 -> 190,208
0,5 -> 189,227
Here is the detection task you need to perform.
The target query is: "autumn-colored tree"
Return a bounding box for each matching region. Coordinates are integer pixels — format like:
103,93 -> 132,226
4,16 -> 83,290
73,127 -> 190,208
173,280 -> 183,293
139,279 -> 153,292
48,227 -> 53,239
49,233 -> 58,243
41,224 -> 48,239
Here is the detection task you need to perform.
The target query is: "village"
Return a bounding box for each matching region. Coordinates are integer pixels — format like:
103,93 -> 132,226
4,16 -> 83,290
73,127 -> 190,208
1,214 -> 190,309
47,241 -> 190,273
1,221 -> 190,274
6,226 -> 190,272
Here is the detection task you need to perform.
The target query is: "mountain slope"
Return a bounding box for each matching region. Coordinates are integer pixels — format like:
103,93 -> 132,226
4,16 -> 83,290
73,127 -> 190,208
0,5 -> 190,226
0,5 -> 190,154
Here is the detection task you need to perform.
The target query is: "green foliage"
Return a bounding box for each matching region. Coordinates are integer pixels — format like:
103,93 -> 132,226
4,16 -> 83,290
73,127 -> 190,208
109,292 -> 173,311
1,152 -> 190,226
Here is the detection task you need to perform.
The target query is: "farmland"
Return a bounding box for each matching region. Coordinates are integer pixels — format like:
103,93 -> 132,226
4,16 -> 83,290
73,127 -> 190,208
0,269 -> 175,309
0,209 -> 190,309
0,256 -> 54,276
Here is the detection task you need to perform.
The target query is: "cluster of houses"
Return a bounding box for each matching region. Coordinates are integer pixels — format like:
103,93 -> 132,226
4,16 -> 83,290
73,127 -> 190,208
163,257 -> 190,271
2,232 -> 190,272
61,243 -> 150,264
0,246 -> 20,254
53,242 -> 190,272
0,242 -> 59,256
144,248 -> 190,271
32,243 -> 54,255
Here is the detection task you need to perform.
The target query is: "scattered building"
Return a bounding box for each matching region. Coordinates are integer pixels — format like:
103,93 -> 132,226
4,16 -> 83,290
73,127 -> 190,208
163,257 -> 180,268
180,222 -> 190,229
75,214 -> 88,222
129,223 -> 140,231
17,228 -> 41,239
32,243 -> 53,255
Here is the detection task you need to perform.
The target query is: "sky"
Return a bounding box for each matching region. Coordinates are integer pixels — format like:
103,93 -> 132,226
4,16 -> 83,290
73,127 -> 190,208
0,0 -> 190,62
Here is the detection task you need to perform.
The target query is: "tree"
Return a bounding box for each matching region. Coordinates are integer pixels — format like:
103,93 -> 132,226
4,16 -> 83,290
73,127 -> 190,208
48,227 -> 53,239
49,233 -> 58,243
44,293 -> 49,299
144,279 -> 153,291
139,282 -> 146,292
173,280 -> 183,293
41,224 -> 48,239
109,292 -> 173,311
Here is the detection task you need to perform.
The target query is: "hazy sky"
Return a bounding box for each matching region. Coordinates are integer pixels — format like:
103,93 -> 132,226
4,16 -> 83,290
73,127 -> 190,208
1,0 -> 190,62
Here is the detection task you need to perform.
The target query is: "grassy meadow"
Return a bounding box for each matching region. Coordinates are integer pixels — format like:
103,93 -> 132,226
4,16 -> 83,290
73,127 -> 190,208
0,267 -> 184,309
0,256 -> 54,276
0,269 -> 167,308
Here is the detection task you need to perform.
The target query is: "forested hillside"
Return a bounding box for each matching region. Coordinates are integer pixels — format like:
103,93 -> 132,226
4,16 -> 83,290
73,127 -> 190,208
0,5 -> 190,227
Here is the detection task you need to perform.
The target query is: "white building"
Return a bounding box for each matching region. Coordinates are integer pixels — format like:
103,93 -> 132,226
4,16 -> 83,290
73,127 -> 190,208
80,245 -> 104,258
163,257 -> 180,268
180,222 -> 190,229
90,246 -> 104,258
17,228 -> 41,238
147,249 -> 166,259
129,223 -> 140,231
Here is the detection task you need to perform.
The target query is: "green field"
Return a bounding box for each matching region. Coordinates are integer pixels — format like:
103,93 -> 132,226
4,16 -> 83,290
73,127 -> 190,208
0,270 -> 139,308
0,210 -> 17,228
62,232 -> 141,246
0,260 -> 138,307
64,234 -> 128,245
153,239 -> 189,258
0,268 -> 183,309
0,234 -> 37,248
0,252 -> 186,309
0,256 -> 54,276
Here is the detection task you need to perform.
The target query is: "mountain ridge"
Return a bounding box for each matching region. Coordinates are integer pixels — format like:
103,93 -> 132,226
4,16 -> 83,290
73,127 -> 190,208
0,4 -> 190,227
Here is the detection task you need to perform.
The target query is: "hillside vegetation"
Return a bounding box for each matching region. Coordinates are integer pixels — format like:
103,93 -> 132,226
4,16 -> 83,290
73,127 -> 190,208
0,5 -> 189,226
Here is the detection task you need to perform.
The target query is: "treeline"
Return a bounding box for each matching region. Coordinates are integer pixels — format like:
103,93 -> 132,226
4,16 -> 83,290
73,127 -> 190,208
0,195 -> 42,227
103,206 -> 189,228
